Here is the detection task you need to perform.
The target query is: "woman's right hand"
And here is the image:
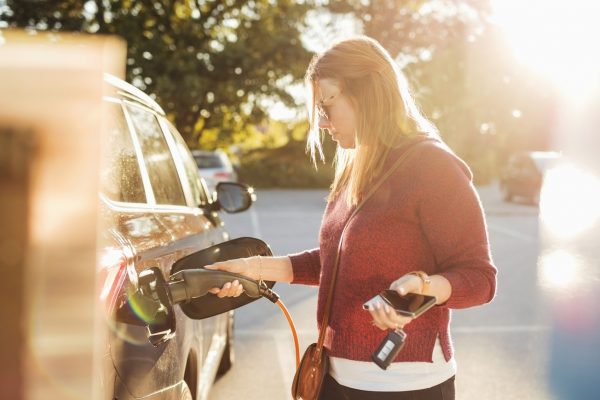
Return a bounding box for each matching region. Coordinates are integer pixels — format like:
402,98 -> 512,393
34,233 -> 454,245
204,257 -> 258,298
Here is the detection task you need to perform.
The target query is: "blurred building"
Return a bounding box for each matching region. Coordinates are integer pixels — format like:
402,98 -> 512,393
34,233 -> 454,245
0,30 -> 124,400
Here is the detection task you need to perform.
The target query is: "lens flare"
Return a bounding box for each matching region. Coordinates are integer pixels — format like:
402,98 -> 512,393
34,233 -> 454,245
491,0 -> 600,101
126,286 -> 166,325
104,317 -> 150,347
538,249 -> 579,289
540,164 -> 600,239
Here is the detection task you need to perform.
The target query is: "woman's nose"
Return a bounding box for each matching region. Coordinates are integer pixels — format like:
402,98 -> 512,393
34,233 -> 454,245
318,114 -> 332,130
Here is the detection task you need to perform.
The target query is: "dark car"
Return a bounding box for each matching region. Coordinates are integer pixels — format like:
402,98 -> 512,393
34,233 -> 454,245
98,74 -> 255,400
500,151 -> 561,204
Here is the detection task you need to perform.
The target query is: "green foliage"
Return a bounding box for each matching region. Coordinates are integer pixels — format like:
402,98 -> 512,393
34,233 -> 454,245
408,27 -> 557,184
1,0 -> 558,186
238,136 -> 336,188
2,0 -> 313,149
327,0 -> 492,57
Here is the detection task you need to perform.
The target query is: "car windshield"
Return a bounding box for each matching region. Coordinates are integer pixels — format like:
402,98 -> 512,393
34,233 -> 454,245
194,154 -> 224,168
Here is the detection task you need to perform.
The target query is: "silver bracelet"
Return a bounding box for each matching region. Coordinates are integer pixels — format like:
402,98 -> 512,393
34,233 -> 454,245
257,255 -> 263,282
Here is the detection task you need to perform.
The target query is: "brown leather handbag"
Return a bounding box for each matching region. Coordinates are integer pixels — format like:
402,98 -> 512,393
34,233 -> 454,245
291,139 -> 429,400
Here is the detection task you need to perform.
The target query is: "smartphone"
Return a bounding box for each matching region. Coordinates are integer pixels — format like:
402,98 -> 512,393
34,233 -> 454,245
363,290 -> 437,318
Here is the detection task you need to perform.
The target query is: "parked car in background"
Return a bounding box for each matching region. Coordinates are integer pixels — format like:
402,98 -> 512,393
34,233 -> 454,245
99,74 -> 254,400
500,151 -> 561,204
192,150 -> 238,194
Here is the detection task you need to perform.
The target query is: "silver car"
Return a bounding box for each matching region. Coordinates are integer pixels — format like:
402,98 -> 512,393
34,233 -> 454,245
192,150 -> 238,194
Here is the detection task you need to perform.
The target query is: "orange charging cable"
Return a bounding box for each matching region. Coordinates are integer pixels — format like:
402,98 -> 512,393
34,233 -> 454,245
276,299 -> 300,369
258,282 -> 300,369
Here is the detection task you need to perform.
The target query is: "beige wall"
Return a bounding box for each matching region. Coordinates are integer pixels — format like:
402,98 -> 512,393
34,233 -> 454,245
0,30 -> 125,400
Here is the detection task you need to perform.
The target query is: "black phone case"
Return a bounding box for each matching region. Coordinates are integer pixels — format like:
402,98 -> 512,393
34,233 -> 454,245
379,291 -> 437,318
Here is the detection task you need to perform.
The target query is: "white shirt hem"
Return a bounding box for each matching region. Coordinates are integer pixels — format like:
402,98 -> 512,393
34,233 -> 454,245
329,338 -> 457,392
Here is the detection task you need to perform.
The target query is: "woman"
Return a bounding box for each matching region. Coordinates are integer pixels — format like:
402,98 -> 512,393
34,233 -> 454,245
205,36 -> 496,399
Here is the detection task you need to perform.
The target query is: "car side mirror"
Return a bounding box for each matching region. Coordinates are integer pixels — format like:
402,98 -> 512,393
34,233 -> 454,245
212,182 -> 256,213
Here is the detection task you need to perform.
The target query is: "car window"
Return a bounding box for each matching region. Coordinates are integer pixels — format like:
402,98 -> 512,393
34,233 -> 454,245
100,102 -> 147,204
163,120 -> 209,206
194,153 -> 224,169
125,104 -> 187,206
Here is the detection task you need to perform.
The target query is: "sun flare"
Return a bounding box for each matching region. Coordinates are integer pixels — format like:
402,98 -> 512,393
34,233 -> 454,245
540,164 -> 600,239
538,249 -> 579,289
491,0 -> 600,99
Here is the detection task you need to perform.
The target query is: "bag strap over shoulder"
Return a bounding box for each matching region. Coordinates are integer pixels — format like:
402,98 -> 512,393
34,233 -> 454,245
314,137 -> 433,359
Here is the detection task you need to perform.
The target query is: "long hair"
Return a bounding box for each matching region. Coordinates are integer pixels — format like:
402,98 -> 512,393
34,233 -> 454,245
305,36 -> 438,205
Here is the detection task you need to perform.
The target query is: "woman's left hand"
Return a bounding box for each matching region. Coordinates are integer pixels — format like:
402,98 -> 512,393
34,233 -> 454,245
389,273 -> 423,296
368,301 -> 414,331
368,273 -> 423,331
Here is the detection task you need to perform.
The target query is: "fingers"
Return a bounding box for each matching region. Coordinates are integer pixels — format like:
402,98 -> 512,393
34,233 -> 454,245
204,258 -> 254,279
208,280 -> 245,298
234,281 -> 244,297
367,273 -> 424,331
368,301 -> 413,331
370,302 -> 397,330
389,274 -> 422,296
204,260 -> 235,272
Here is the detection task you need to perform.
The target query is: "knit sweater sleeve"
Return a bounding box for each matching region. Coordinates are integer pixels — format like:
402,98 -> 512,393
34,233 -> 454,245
416,143 -> 497,309
289,248 -> 321,286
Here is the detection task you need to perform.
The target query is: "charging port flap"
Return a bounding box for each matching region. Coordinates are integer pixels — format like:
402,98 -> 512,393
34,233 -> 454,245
170,237 -> 274,320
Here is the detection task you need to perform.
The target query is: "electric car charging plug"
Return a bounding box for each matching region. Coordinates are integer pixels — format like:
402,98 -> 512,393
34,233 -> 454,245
169,270 -> 300,367
134,267 -> 301,368
168,268 -> 263,303
258,280 -> 280,303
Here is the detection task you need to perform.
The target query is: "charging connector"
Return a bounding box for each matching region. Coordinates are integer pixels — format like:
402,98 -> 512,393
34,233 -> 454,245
258,280 -> 280,303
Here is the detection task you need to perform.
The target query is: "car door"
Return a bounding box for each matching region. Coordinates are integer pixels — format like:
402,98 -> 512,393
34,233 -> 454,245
100,99 -> 187,398
106,100 -> 218,399
158,117 -> 230,377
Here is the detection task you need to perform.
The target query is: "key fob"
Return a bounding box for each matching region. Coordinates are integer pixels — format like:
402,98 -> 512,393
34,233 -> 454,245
371,328 -> 407,370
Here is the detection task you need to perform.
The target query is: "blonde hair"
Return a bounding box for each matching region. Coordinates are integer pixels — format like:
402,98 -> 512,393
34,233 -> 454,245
305,36 -> 438,205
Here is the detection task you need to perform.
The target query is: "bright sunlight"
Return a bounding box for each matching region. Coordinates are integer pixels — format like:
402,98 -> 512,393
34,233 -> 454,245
491,0 -> 600,101
538,249 -> 579,290
540,164 -> 600,239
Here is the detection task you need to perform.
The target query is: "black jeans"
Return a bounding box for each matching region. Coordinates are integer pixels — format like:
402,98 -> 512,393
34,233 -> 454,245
318,374 -> 455,400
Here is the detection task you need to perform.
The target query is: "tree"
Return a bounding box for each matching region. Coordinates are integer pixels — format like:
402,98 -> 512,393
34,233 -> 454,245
326,0 -> 492,57
411,27 -> 558,183
1,0 -> 314,148
322,0 -> 557,182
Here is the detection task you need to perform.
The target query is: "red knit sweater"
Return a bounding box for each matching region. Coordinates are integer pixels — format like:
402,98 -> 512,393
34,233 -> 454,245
289,139 -> 497,362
